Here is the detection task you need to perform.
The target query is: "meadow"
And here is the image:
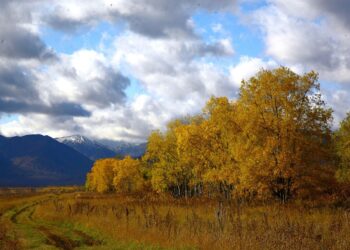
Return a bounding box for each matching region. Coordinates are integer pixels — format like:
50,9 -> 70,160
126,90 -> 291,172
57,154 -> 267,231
1,188 -> 350,250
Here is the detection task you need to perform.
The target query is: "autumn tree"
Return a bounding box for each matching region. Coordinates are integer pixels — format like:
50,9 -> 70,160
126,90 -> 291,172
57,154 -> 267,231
174,98 -> 241,198
173,116 -> 207,196
334,113 -> 350,183
86,66 -> 337,201
202,97 -> 241,198
143,120 -> 193,197
235,67 -> 333,200
113,156 -> 144,193
86,158 -> 115,193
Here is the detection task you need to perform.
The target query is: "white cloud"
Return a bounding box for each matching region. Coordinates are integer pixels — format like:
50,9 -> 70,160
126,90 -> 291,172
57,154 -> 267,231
229,56 -> 277,87
245,0 -> 350,126
251,1 -> 350,84
3,0 -> 350,141
0,0 -> 240,141
112,31 -> 236,117
42,0 -> 237,38
1,29 -> 236,142
36,49 -> 129,108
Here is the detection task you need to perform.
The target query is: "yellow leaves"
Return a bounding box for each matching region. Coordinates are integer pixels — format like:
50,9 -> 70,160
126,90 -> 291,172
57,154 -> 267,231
334,113 -> 350,183
113,156 -> 144,193
86,157 -> 144,194
86,158 -> 115,193
236,67 -> 333,200
85,67 -> 336,200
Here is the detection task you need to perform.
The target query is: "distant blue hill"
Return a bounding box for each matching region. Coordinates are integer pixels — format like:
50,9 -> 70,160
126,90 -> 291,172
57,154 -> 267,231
0,134 -> 93,187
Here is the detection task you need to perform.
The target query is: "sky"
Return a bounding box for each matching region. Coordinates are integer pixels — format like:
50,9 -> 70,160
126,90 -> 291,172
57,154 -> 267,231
1,0 -> 350,142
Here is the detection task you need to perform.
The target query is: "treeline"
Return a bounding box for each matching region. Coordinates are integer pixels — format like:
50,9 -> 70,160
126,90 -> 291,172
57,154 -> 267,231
86,67 -> 350,201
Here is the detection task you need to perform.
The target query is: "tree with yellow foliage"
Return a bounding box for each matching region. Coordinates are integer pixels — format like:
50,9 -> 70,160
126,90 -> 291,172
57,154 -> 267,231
113,156 -> 144,193
235,67 -> 333,200
86,156 -> 146,193
86,66 -> 337,201
334,113 -> 350,183
86,158 -> 115,193
143,120 -> 193,197
175,99 -> 241,198
203,97 -> 241,198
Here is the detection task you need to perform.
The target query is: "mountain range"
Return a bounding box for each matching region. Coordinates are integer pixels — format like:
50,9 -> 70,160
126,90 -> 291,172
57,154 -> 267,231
0,134 -> 147,187
56,135 -> 116,161
56,135 -> 147,160
0,134 -> 93,187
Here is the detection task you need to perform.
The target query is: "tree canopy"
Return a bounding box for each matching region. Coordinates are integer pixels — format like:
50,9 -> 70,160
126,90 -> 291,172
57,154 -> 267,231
86,67 -> 344,201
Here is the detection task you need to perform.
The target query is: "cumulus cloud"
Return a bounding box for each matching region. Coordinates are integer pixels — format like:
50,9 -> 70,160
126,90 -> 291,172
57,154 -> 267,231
0,0 -> 55,61
42,0 -> 236,38
229,56 -> 278,87
0,0 -> 238,141
239,0 -> 350,127
112,32 -> 236,116
36,50 -> 130,108
6,0 -> 350,141
0,0 -> 94,117
0,96 -> 164,142
251,0 -> 350,84
0,59 -> 93,117
0,26 -> 56,61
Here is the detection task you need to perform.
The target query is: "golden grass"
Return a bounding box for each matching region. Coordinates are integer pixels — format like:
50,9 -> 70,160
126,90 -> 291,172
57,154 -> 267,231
33,193 -> 350,250
0,186 -> 81,215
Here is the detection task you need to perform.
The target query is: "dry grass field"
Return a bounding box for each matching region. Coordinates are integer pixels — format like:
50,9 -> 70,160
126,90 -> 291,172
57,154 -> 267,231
2,188 -> 350,250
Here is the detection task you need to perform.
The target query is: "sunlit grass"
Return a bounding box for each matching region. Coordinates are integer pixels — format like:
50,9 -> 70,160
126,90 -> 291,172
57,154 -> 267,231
2,188 -> 350,249
33,192 -> 350,250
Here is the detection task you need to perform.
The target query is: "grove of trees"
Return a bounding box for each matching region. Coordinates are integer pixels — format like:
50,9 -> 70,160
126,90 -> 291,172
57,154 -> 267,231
86,67 -> 348,201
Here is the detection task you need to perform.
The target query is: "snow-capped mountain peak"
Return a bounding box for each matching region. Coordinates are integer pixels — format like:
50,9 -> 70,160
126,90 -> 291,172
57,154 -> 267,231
55,135 -> 147,160
57,135 -> 91,144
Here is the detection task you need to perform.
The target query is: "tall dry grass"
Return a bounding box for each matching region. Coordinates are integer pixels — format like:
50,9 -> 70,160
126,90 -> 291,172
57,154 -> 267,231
33,193 -> 350,250
0,221 -> 20,250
